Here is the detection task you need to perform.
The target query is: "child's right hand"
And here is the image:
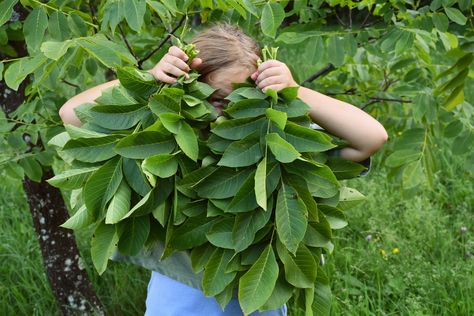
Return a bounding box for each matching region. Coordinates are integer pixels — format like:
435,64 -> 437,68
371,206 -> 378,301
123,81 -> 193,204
148,45 -> 202,84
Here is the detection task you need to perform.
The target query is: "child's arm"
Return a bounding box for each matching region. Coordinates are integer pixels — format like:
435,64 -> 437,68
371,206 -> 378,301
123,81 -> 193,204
251,60 -> 388,162
59,46 -> 202,126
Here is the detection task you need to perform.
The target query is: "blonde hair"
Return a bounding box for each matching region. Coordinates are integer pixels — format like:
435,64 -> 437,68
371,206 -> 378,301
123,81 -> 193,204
191,22 -> 261,85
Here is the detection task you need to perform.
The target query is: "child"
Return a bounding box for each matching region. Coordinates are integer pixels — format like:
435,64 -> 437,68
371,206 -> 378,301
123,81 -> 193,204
59,22 -> 388,315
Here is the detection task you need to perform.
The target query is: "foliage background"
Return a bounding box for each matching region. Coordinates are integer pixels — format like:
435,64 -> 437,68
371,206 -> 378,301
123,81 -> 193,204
0,0 -> 473,315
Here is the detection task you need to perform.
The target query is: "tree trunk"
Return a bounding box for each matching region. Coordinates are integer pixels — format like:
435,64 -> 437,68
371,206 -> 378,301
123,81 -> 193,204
23,172 -> 105,315
0,4 -> 106,315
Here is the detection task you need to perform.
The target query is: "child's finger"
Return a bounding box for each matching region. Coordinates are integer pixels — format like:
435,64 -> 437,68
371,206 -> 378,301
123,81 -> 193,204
163,63 -> 189,79
257,75 -> 282,90
165,55 -> 190,72
255,67 -> 281,85
168,45 -> 189,62
190,58 -> 202,69
251,71 -> 260,81
257,60 -> 281,73
153,70 -> 177,84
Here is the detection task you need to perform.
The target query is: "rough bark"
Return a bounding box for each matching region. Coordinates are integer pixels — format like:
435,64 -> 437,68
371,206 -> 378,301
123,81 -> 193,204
23,171 -> 105,315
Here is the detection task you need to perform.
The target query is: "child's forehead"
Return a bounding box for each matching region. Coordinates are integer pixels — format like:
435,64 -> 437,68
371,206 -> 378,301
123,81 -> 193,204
209,66 -> 254,97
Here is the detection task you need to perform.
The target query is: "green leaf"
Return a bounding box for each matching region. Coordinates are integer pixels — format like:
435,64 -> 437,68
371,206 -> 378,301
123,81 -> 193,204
83,157 -> 123,218
274,99 -> 311,118
255,157 -> 267,210
67,13 -> 88,37
224,99 -> 270,118
117,66 -> 158,98
202,248 -> 237,296
284,160 -> 339,198
386,149 -> 420,168
117,215 -> 150,255
266,133 -> 301,163
47,167 -> 97,190
226,170 -> 258,213
327,36 -> 344,67
170,216 -> 217,250
233,207 -> 272,253
105,180 -> 132,224
4,54 -> 47,90
123,158 -> 152,196
63,135 -> 121,163
319,205 -> 347,229
206,218 -> 235,249
91,221 -> 119,275
304,221 -> 331,248
41,40 -> 73,61
238,244 -> 279,315
123,0 -> 146,31
218,133 -> 262,167
89,104 -> 147,130
114,131 -> 175,159
195,167 -> 252,199
266,108 -> 287,130
190,243 -> 215,273
124,180 -> 172,219
77,35 -> 136,67
444,7 -> 467,25
261,2 -> 285,38
276,239 -> 317,288
275,182 -> 308,255
402,160 -> 424,189
212,117 -> 265,140
23,6 -> 48,52
0,0 -> 18,27
175,121 -> 198,161
286,176 -> 318,222
18,156 -> 43,182
432,12 -> 449,32
142,154 -> 178,178
183,94 -> 202,107
285,122 -> 336,152
60,205 -> 94,229
444,85 -> 464,111
337,187 -> 366,210
48,11 -> 70,41
312,267 -> 332,316
260,275 -> 294,311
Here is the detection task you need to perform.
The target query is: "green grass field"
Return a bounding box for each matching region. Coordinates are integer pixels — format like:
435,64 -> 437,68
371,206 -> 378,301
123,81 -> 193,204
1,155 -> 472,315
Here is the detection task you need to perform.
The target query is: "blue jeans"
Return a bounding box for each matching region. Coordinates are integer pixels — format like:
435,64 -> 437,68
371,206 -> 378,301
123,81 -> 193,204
145,271 -> 288,316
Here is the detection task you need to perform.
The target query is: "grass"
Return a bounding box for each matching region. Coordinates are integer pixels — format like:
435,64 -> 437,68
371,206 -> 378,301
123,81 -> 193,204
1,156 -> 472,315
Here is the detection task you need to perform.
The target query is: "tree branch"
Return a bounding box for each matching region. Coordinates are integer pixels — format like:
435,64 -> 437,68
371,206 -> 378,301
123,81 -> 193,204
118,23 -> 139,67
88,0 -> 98,34
61,79 -> 79,88
300,63 -> 336,86
361,4 -> 376,28
361,97 -> 412,110
138,15 -> 186,69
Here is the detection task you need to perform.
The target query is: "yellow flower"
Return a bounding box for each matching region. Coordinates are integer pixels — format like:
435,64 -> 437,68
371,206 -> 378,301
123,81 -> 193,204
392,248 -> 400,254
379,248 -> 388,260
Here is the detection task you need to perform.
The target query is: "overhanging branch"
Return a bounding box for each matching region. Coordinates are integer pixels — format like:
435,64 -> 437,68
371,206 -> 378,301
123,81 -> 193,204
138,15 -> 186,69
300,63 -> 336,86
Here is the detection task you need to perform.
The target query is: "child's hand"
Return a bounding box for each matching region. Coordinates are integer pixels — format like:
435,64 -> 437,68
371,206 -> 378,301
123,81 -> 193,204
251,60 -> 299,92
148,45 -> 202,84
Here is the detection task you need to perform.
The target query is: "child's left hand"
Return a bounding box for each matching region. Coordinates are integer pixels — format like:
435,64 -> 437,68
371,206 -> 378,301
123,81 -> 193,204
251,60 -> 299,92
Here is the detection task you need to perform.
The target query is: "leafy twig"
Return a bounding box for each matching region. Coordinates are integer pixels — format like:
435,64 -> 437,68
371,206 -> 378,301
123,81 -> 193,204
118,23 -> 139,66
361,97 -> 412,110
61,79 -> 79,88
300,63 -> 336,86
138,15 -> 187,68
